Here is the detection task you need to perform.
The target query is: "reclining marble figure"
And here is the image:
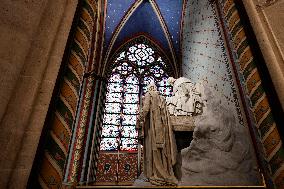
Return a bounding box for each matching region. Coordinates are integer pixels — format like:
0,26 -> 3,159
179,86 -> 262,186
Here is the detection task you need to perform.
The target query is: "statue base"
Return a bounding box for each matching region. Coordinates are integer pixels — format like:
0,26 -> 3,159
133,173 -> 154,187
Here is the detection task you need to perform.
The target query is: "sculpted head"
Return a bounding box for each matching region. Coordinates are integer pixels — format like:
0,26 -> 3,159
147,82 -> 157,92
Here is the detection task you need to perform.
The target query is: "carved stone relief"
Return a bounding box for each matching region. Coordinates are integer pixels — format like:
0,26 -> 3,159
166,77 -> 206,132
166,77 -> 205,117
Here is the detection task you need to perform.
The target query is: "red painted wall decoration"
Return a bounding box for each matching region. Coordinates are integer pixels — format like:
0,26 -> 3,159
95,152 -> 139,185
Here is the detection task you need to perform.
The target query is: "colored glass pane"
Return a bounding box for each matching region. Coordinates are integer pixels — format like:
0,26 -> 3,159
96,41 -> 173,185
107,82 -> 123,92
123,93 -> 139,103
123,104 -> 139,114
106,92 -> 122,103
103,114 -> 120,125
100,42 -> 172,152
122,114 -> 137,125
100,138 -> 118,151
104,102 -> 121,113
125,84 -> 139,93
121,126 -> 138,138
101,125 -> 119,137
120,138 -> 138,151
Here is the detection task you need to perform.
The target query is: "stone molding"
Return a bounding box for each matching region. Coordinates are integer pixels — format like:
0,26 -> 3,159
243,0 -> 284,110
170,116 -> 195,131
0,0 -> 78,188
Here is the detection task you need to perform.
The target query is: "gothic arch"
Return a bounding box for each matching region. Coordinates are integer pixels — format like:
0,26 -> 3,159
103,34 -> 178,78
91,35 -> 176,185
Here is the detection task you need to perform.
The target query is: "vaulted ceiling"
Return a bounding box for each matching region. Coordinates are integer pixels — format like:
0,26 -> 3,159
103,0 -> 186,70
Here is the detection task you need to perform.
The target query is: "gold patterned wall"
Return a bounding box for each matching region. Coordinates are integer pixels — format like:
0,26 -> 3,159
37,0 -> 101,188
218,0 -> 284,188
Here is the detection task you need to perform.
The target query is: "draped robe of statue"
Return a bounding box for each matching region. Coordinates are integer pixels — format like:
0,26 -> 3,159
139,85 -> 178,186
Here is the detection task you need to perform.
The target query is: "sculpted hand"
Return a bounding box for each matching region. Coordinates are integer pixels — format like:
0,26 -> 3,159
136,114 -> 144,129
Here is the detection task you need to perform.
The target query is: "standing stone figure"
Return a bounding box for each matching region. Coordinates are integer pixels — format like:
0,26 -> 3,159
137,82 -> 178,186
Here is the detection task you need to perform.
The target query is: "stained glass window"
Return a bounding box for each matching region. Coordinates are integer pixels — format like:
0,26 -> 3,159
100,43 -> 173,152
96,41 -> 173,185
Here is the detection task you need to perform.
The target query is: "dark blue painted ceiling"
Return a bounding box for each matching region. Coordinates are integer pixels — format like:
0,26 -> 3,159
112,1 -> 170,54
155,0 -> 183,53
104,0 -> 185,62
104,0 -> 135,49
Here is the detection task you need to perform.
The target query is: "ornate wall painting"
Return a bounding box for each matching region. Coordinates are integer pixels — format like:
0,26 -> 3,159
217,0 -> 284,187
182,0 -> 244,127
38,0 -> 101,188
182,0 -> 265,186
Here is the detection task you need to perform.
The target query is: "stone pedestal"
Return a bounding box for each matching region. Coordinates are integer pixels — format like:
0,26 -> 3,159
132,173 -> 154,187
170,116 -> 195,131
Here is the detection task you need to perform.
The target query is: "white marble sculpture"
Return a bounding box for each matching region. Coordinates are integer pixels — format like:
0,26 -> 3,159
179,87 -> 262,186
166,77 -> 204,116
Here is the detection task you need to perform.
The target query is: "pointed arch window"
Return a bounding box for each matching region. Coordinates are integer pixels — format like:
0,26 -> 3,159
100,43 -> 173,152
95,39 -> 174,184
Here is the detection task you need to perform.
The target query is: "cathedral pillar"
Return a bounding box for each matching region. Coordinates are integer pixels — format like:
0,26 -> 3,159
63,74 -> 106,186
0,0 -> 78,188
242,0 -> 284,110
216,0 -> 284,188
33,0 -> 105,188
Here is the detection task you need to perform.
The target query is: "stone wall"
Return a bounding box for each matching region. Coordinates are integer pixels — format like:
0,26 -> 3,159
181,0 -> 284,188
0,0 -> 78,188
242,0 -> 284,110
217,0 -> 284,187
181,0 -> 248,135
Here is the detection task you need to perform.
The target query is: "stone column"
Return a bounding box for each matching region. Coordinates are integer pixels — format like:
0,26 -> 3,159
217,0 -> 284,187
37,0 -> 101,188
0,0 -> 78,188
242,0 -> 284,110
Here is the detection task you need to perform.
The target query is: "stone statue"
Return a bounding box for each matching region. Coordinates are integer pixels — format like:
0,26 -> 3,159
166,77 -> 203,116
179,87 -> 262,186
136,82 -> 178,186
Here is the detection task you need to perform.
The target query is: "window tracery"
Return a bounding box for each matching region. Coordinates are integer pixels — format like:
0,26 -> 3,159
95,40 -> 174,184
100,42 -> 173,152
